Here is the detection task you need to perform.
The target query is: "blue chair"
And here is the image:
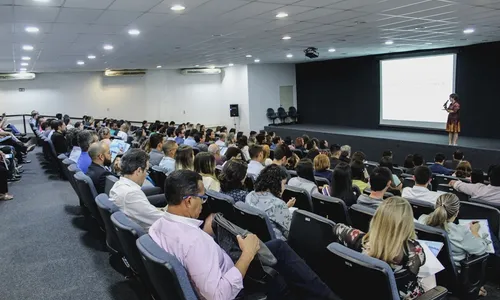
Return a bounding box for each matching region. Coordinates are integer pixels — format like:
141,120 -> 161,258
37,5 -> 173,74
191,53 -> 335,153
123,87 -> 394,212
231,201 -> 276,242
311,193 -> 351,224
74,171 -> 104,230
67,164 -> 83,206
282,185 -> 313,212
104,175 -> 119,196
95,194 -> 121,254
136,235 -> 198,300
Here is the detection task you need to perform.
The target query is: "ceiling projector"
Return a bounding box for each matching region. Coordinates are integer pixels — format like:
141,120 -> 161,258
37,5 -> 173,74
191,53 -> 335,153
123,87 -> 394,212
304,47 -> 319,59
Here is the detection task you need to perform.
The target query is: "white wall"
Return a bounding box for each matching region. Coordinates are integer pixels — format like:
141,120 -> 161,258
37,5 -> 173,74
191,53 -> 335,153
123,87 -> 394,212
247,64 -> 297,131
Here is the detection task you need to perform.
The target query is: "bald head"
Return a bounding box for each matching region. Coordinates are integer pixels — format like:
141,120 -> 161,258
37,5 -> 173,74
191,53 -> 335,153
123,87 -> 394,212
88,141 -> 111,166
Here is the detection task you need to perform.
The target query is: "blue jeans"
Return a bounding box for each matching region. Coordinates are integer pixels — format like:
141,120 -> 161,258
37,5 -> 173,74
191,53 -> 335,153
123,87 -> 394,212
264,239 -> 339,300
7,124 -> 20,134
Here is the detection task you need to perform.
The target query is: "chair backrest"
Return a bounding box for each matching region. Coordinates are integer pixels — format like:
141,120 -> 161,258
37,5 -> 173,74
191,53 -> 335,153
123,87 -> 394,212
460,200 -> 500,239
349,204 -> 375,232
266,108 -> 275,115
311,193 -> 351,224
105,175 -> 119,196
277,107 -> 287,116
232,202 -> 275,242
292,149 -> 303,158
403,177 -> 415,189
363,188 -> 394,199
205,189 -> 235,220
406,197 -> 435,219
150,166 -> 167,192
63,160 -> 77,190
364,162 -> 378,176
67,164 -> 81,194
436,184 -> 470,202
287,210 -> 337,280
315,176 -> 330,187
137,235 -> 198,300
286,170 -> 297,179
244,175 -> 255,191
192,147 -> 200,155
288,106 -> 297,115
95,193 -> 121,254
392,166 -> 404,177
74,171 -> 104,229
282,185 -> 313,212
325,243 -> 400,300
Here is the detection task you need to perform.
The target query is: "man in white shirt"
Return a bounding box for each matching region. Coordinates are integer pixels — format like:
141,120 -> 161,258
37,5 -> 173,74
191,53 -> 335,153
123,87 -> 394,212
109,149 -> 165,229
402,166 -> 441,204
450,165 -> 500,203
247,145 -> 264,177
215,133 -> 226,148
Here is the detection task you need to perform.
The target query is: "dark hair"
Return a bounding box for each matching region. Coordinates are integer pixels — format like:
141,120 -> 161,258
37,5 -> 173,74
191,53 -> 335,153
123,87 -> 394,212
490,165 -> 500,186
175,145 -> 194,170
229,128 -> 236,134
284,136 -> 292,146
194,133 -> 202,143
382,150 -> 393,157
351,151 -> 366,162
175,128 -> 184,137
185,129 -> 191,138
55,113 -> 63,120
305,140 -> 316,151
51,119 -> 63,130
453,150 -> 464,160
331,162 -> 354,200
250,130 -> 257,136
236,131 -> 243,140
330,144 -> 341,154
169,121 -> 175,126
249,145 -> 263,159
350,160 -> 365,181
296,158 -> 316,183
471,169 -> 485,184
65,128 -> 80,150
254,164 -> 288,198
121,149 -> 149,175
63,116 -> 70,126
403,154 -> 414,168
272,136 -> 281,145
319,139 -> 328,149
77,130 -> 94,151
256,133 -> 266,145
274,144 -> 291,161
149,133 -> 163,149
164,170 -> 203,205
41,122 -> 49,130
219,160 -> 248,192
379,156 -> 394,172
166,127 -> 175,137
414,166 -> 432,185
434,153 -> 446,163
237,135 -> 248,149
413,153 -> 424,166
449,93 -> 459,101
268,131 -> 275,137
370,167 -> 392,191
306,149 -> 319,160
194,152 -> 216,176
224,147 -> 244,161
302,134 -> 310,145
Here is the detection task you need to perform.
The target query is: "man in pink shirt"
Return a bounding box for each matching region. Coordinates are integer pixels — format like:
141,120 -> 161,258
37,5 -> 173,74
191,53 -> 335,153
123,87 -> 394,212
149,170 -> 338,300
449,165 -> 500,203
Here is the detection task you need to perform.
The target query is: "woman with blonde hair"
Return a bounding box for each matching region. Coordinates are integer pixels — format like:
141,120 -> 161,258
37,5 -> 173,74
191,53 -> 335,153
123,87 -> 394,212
334,197 -> 426,299
313,153 -> 333,183
194,152 -> 220,192
175,145 -> 194,171
453,160 -> 472,180
262,144 -> 273,166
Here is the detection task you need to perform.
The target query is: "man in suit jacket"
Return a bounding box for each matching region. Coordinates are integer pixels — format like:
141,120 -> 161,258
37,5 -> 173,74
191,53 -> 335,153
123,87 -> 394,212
50,119 -> 67,155
86,141 -> 115,194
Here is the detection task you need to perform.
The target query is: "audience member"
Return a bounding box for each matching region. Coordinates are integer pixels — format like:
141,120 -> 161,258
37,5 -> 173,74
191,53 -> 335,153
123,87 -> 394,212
183,129 -> 197,147
148,133 -> 164,166
313,154 -> 333,184
215,133 -> 226,147
158,140 -> 178,175
63,115 -> 73,130
471,169 -> 485,184
246,164 -> 295,240
175,145 -> 194,171
67,128 -> 81,163
319,139 -> 328,150
351,160 -> 369,192
330,162 -> 358,206
166,127 -> 175,141
174,127 -> 185,145
445,149 -> 464,170
283,136 -> 294,150
449,165 -> 500,202
262,144 -> 272,166
351,151 -> 366,163
306,148 -> 319,161
194,133 -> 208,152
382,150 -> 393,159
226,133 -> 236,147
247,145 -> 264,177
288,158 -> 319,196
406,154 -> 424,175
402,166 -> 440,204
453,160 -> 472,180
429,153 -> 453,175
237,135 -> 250,161
270,136 -> 282,150
294,137 -> 305,151
403,154 -> 414,169
86,141 -> 114,194
357,167 -> 392,209
77,130 -> 97,173
302,134 -> 310,146
50,120 -> 67,155
219,159 -> 248,203
329,144 -> 341,169
379,156 -> 402,194
334,197 -> 425,299
208,144 -> 222,166
117,123 -> 129,141
0,152 -> 13,200
98,127 -> 111,145
194,152 -> 220,192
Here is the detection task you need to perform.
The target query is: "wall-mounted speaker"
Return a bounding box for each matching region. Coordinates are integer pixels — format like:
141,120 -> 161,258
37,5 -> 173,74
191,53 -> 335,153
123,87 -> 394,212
230,104 -> 239,117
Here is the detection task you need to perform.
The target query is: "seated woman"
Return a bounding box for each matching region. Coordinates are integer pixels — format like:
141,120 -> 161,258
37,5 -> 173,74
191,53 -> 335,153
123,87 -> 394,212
453,160 -> 472,180
286,152 -> 300,171
219,159 -> 248,203
246,164 -> 295,240
98,127 -> 112,145
288,158 -> 320,196
194,152 -> 220,192
379,156 -> 402,195
334,197 -> 426,299
175,145 -> 194,171
262,144 -> 272,166
351,160 -> 369,193
294,137 -> 305,151
237,135 -> 250,161
314,154 -> 333,184
330,162 -> 359,206
404,154 -> 415,169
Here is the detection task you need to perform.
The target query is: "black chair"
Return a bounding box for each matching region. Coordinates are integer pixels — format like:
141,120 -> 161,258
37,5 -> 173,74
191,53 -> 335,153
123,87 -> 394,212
311,193 -> 351,224
364,161 -> 378,176
349,204 -> 375,232
292,148 -> 303,158
406,197 -> 435,219
286,170 -> 297,179
287,210 -> 336,280
414,222 -> 488,299
325,243 -> 448,300
95,194 -> 121,255
244,175 -> 255,191
282,185 -> 313,212
62,160 -> 77,191
269,149 -> 274,160
68,164 -> 83,207
104,175 -> 119,196
392,166 -> 404,177
205,189 -> 235,221
314,176 -> 330,187
266,108 -> 278,125
459,200 -> 500,239
150,166 -> 167,192
215,165 -> 223,177
57,153 -> 68,179
403,177 -> 415,189
74,171 -> 105,231
436,184 -> 470,202
277,107 -> 288,124
433,174 -> 470,188
231,201 -> 276,242
288,106 -> 298,123
363,188 -> 394,199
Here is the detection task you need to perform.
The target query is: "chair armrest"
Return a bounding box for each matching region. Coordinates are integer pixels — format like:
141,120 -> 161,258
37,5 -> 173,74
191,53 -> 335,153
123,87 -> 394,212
460,253 -> 490,267
416,286 -> 447,300
459,253 -> 489,289
142,186 -> 162,196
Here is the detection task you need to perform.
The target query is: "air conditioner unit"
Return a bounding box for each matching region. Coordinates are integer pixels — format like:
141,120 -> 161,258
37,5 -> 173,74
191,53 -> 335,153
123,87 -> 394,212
0,73 -> 36,81
104,69 -> 146,77
181,68 -> 222,75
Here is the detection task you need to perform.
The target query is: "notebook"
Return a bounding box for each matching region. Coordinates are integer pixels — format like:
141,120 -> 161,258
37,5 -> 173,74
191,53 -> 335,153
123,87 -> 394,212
458,219 -> 495,254
110,139 -> 131,162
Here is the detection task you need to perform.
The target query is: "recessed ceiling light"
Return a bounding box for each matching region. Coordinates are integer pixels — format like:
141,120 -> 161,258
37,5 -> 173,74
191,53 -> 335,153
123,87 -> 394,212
276,12 -> 288,18
463,28 -> 474,34
33,0 -> 50,2
19,68 -> 27,72
87,55 -> 96,59
228,63 -> 234,67
425,42 -> 432,45
25,26 -> 39,33
171,4 -> 185,11
328,48 -> 336,52
209,65 -> 215,69
195,65 -> 200,67
246,54 -> 252,58
22,45 -> 34,51
128,29 -> 140,35
103,44 -> 113,50
282,36 -> 291,40
21,56 -> 31,61
254,59 -> 260,63
21,62 -> 29,66
156,65 -> 162,68
286,54 -> 293,58
77,61 -> 85,65
385,40 -> 394,45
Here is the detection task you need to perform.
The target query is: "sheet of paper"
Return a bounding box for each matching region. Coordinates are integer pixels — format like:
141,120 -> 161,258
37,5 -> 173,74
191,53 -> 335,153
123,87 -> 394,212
417,240 -> 444,257
110,139 -> 131,162
417,241 -> 445,278
458,219 -> 495,254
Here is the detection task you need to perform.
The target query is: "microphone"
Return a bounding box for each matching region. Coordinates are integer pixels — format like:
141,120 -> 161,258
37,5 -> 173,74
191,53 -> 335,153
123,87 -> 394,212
443,99 -> 449,109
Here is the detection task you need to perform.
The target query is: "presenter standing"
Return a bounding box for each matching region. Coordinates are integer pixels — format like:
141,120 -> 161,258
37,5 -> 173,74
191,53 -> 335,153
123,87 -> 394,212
445,93 -> 460,146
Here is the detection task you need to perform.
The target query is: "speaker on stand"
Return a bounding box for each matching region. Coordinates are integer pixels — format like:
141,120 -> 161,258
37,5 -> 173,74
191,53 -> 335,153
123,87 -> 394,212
230,104 -> 239,132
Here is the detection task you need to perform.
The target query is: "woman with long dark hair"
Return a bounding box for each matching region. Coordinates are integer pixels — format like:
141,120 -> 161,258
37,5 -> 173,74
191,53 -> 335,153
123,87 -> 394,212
330,162 -> 358,206
446,93 -> 460,146
219,159 -> 248,202
194,152 -> 220,191
288,158 -> 319,196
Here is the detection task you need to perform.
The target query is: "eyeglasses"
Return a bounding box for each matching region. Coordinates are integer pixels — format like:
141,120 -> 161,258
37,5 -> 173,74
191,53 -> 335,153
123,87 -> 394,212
183,194 -> 208,203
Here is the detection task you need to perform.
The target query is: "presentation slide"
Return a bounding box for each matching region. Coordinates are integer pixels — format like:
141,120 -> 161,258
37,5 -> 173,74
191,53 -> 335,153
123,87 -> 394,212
380,54 -> 456,130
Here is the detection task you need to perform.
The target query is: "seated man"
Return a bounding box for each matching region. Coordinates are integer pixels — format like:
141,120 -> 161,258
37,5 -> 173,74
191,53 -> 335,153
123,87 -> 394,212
183,129 -> 197,147
174,127 -> 185,145
208,144 -> 223,166
50,119 -> 67,155
406,153 -> 424,175
444,149 -> 463,170
429,153 -> 453,175
450,165 -> 500,203
215,133 -> 226,148
402,166 -> 440,204
247,145 -> 264,177
357,167 -> 392,209
77,130 -> 98,173
158,140 -> 178,175
109,149 -> 165,229
86,141 -> 114,194
149,170 -> 338,300
194,133 -> 208,152
148,133 -> 164,166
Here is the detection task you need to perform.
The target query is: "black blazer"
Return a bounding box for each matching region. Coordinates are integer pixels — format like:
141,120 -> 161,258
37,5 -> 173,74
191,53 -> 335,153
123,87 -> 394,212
86,163 -> 115,194
51,131 -> 67,155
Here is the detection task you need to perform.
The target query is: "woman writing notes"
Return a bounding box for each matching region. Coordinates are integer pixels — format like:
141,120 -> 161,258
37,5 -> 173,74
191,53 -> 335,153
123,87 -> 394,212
445,93 -> 460,146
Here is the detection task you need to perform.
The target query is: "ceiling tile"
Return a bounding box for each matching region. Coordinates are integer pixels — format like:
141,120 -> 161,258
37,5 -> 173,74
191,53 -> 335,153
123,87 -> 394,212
294,0 -> 344,8
63,0 -> 115,9
108,0 -> 163,12
93,10 -> 143,25
290,8 -> 342,21
0,6 -> 14,23
128,12 -> 178,29
56,8 -> 104,23
14,6 -> 60,22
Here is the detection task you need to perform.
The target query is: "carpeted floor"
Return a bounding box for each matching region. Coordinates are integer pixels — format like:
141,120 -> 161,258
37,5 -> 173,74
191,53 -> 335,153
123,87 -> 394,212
0,149 -> 147,300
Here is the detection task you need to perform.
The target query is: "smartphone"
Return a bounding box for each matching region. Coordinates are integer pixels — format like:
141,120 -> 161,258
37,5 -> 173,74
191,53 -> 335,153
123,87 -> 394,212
5,154 -> 12,159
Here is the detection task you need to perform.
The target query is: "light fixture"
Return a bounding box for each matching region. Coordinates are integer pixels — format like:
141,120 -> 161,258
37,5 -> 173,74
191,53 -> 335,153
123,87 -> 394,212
425,42 -> 432,45
171,5 -> 185,11
254,59 -> 260,63
77,61 -> 85,65
156,65 -> 162,68
25,26 -> 39,33
282,36 -> 291,40
33,0 -> 50,2
286,54 -> 293,58
195,65 -> 200,67
21,62 -> 29,66
209,65 -> 215,69
87,55 -> 96,59
103,44 -> 113,50
228,63 -> 234,67
245,54 -> 252,58
276,12 -> 288,18
328,48 -> 336,52
19,68 -> 27,71
21,56 -> 31,61
463,28 -> 474,34
385,40 -> 394,45
128,29 -> 140,35
22,45 -> 34,51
